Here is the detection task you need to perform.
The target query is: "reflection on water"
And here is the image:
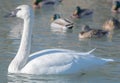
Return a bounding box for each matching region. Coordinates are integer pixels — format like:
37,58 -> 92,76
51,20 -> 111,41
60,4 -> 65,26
8,72 -> 89,83
7,63 -> 120,83
0,0 -> 120,83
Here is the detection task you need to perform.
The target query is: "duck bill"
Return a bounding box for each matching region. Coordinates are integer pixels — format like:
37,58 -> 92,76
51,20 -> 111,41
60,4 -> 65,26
51,17 -> 54,21
112,5 -> 117,10
73,10 -> 77,16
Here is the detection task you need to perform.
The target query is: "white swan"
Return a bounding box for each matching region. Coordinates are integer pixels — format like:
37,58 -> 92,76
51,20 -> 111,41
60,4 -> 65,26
6,5 -> 114,75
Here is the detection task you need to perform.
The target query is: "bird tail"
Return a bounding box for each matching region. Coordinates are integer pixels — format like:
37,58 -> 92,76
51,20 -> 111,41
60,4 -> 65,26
101,58 -> 114,62
70,48 -> 96,55
86,48 -> 96,54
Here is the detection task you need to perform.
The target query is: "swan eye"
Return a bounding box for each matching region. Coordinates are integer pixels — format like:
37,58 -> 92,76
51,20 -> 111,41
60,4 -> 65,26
15,8 -> 21,13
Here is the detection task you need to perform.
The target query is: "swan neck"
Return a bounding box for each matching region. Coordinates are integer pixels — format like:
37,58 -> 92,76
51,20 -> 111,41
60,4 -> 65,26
8,16 -> 34,73
18,17 -> 33,56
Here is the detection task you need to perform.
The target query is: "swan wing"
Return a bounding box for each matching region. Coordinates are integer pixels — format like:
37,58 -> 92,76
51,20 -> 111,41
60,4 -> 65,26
28,48 -> 95,61
20,49 -> 112,75
21,51 -> 77,74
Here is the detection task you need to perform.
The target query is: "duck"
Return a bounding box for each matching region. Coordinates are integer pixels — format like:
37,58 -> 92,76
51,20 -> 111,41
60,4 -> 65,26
79,25 -> 108,39
6,5 -> 114,75
51,14 -> 74,31
103,17 -> 120,31
33,0 -> 63,8
111,0 -> 120,13
72,6 -> 93,18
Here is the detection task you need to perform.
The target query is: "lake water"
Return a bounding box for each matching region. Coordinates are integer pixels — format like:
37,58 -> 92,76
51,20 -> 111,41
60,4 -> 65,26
0,0 -> 120,83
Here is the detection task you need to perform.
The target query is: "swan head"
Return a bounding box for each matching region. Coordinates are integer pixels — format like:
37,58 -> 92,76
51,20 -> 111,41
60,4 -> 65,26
5,5 -> 34,19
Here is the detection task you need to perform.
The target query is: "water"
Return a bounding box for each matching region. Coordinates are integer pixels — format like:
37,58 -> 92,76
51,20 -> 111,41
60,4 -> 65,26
0,0 -> 120,83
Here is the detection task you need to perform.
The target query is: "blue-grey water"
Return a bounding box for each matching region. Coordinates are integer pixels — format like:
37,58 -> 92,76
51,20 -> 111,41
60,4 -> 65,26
0,0 -> 120,83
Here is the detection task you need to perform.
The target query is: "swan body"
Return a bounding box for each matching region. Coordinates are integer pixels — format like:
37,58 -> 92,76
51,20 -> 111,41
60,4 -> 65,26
21,48 -> 113,74
7,5 -> 114,75
51,14 -> 74,31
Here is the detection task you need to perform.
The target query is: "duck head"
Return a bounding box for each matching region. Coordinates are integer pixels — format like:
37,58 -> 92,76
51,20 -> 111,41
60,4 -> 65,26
52,14 -> 61,21
34,0 -> 43,5
73,6 -> 81,17
103,17 -> 120,31
33,0 -> 43,8
82,25 -> 91,32
112,1 -> 120,12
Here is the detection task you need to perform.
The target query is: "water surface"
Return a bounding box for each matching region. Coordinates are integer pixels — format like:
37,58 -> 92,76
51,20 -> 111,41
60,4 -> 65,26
0,0 -> 120,83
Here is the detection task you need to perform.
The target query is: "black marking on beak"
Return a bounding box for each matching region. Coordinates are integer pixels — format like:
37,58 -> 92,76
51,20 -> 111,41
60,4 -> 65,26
4,8 -> 21,18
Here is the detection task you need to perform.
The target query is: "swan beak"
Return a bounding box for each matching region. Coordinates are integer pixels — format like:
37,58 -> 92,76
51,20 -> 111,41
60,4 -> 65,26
4,9 -> 21,18
4,11 -> 16,18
